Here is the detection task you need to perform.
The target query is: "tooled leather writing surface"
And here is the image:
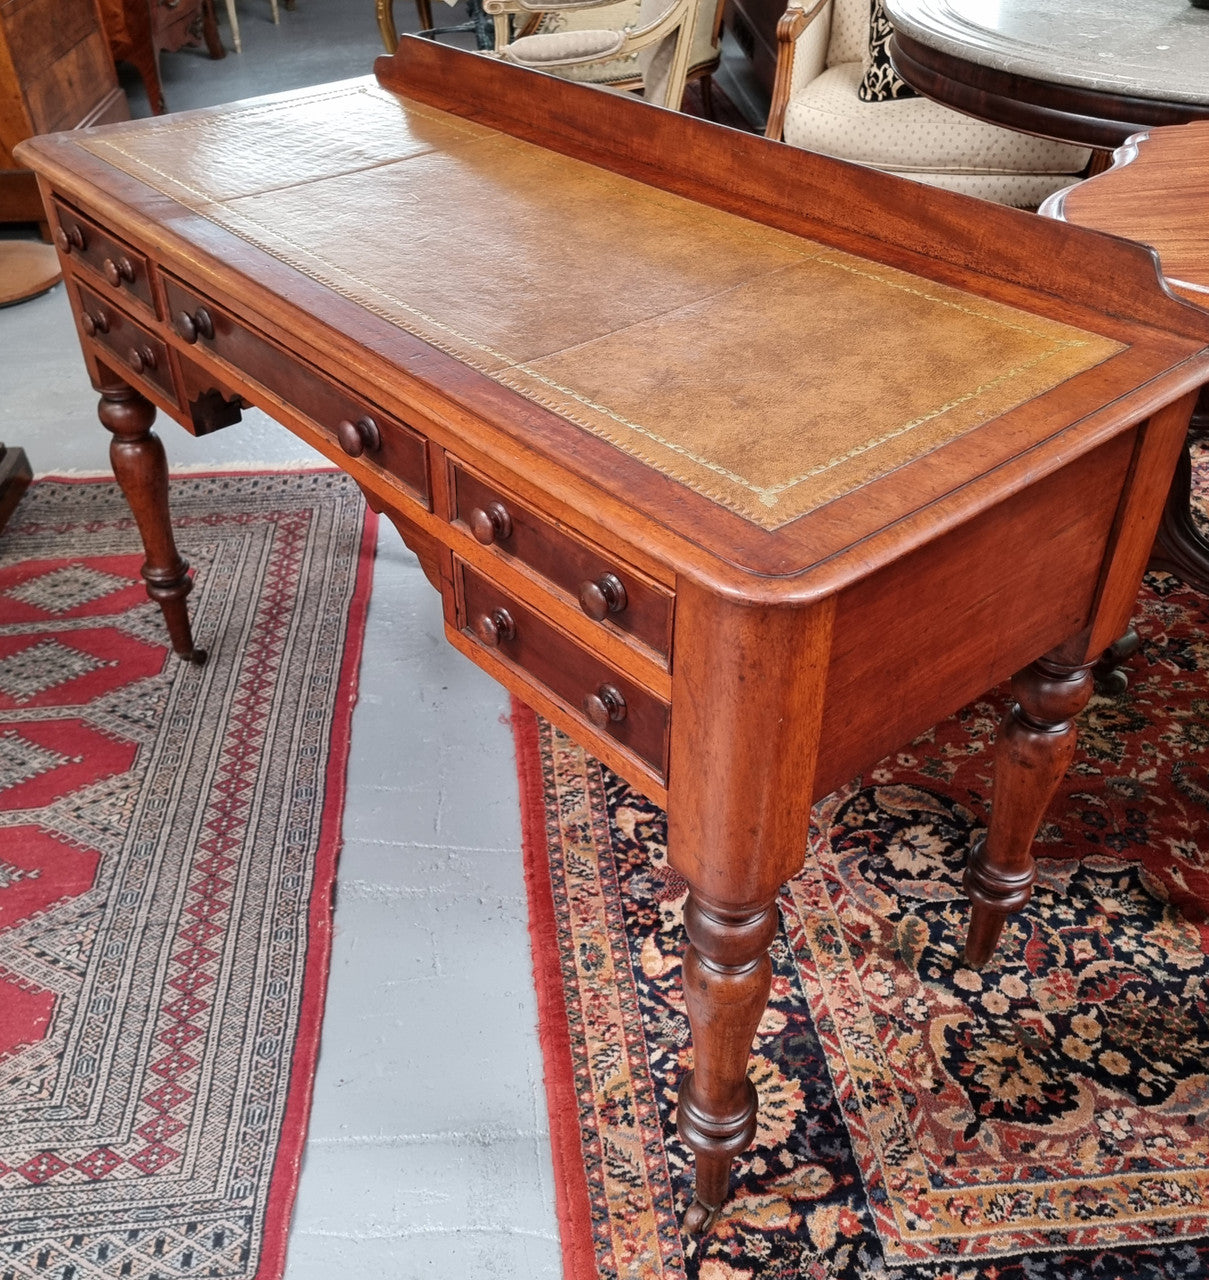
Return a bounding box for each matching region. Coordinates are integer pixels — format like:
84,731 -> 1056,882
80,80 -> 1123,530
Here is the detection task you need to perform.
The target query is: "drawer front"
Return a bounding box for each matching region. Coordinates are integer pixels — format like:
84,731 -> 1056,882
75,283 -> 176,405
458,562 -> 669,777
450,462 -> 672,658
155,0 -> 203,49
164,277 -> 429,507
53,201 -> 156,317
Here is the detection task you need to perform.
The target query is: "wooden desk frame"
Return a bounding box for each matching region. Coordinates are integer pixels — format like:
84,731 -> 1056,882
16,39 -> 1209,1231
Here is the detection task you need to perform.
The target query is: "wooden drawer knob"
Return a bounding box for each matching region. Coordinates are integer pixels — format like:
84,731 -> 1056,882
584,684 -> 627,727
128,345 -> 157,374
55,225 -> 85,255
474,607 -> 516,647
80,308 -> 110,337
336,416 -> 381,457
103,255 -> 136,288
175,307 -> 214,344
578,573 -> 627,621
468,501 -> 512,546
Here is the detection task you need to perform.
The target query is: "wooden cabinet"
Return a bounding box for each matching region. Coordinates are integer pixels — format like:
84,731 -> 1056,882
0,0 -> 129,227
723,0 -> 784,97
97,0 -> 224,116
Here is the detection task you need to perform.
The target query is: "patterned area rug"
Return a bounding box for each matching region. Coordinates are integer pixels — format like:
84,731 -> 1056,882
0,473 -> 374,1280
515,486 -> 1209,1278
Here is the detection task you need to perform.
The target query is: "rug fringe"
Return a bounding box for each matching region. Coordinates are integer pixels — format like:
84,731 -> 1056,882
511,697 -> 601,1280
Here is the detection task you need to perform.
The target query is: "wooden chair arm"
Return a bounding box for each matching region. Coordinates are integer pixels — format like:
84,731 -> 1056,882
376,0 -> 398,52
764,0 -> 827,140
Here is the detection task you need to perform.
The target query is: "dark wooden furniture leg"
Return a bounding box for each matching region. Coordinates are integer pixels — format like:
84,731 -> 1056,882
0,443 -> 33,532
1149,389 -> 1209,593
98,380 -> 205,664
963,649 -> 1096,968
201,0 -> 226,59
678,889 -> 778,1233
668,581 -> 832,1232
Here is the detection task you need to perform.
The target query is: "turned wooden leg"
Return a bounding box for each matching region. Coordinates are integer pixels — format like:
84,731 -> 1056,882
201,0 -> 227,58
98,382 -> 205,664
677,889 -> 779,1234
963,651 -> 1094,967
666,579 -> 833,1232
1149,433 -> 1209,595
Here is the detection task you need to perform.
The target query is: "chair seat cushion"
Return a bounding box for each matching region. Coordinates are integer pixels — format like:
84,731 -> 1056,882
504,27 -> 626,64
783,63 -> 1089,176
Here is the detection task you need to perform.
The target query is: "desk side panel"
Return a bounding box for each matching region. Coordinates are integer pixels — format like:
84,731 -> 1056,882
813,428 -> 1136,798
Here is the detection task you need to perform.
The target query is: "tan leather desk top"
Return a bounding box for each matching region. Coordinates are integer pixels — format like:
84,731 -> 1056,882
79,80 -> 1121,531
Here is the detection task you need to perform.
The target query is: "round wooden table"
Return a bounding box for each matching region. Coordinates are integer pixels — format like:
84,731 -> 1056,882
883,0 -> 1209,600
883,0 -> 1209,151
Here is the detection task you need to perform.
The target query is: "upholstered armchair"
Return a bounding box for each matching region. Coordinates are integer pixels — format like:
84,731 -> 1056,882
492,0 -> 724,111
488,0 -> 700,110
764,0 -> 1091,206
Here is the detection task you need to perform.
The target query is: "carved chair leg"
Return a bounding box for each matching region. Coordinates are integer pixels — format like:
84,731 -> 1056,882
676,887 -> 779,1234
98,382 -> 205,665
963,651 -> 1094,968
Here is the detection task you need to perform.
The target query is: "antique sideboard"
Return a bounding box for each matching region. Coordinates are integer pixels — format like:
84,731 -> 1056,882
15,38 -> 1209,1230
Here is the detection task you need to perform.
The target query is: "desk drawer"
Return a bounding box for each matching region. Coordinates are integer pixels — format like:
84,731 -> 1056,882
164,277 -> 429,507
52,201 -> 156,318
457,562 -> 669,777
75,282 -> 176,405
450,461 -> 672,659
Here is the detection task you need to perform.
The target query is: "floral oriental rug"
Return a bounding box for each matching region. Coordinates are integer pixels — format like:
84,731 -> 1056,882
0,472 -> 374,1280
515,492 -> 1209,1278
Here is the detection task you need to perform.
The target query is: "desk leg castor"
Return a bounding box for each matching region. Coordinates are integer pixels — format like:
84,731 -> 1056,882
963,651 -> 1094,968
676,889 -> 777,1234
99,381 -> 203,665
1093,626 -> 1140,695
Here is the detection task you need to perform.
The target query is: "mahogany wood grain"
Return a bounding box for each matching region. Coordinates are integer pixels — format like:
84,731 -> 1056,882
16,42 -> 1209,1231
458,562 -> 670,777
162,274 -> 431,507
450,460 -> 673,659
1043,126 -> 1209,596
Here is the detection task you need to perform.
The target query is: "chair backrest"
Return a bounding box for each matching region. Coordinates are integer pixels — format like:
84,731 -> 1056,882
636,0 -> 697,106
827,0 -> 869,67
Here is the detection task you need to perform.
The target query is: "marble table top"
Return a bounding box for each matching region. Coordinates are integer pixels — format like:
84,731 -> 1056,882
884,0 -> 1209,106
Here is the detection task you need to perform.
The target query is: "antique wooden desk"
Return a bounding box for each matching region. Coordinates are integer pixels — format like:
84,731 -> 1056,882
16,38 -> 1209,1231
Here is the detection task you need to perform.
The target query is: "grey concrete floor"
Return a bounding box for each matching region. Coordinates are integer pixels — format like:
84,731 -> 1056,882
1,10 -> 767,1274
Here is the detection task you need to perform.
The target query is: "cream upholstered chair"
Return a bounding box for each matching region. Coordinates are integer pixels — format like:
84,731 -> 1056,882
487,0 -> 699,110
764,0 -> 1091,206
495,0 -> 724,111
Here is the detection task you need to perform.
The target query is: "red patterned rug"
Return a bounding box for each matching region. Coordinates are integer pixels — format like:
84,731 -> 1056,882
516,490 -> 1209,1278
0,472 -> 374,1280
